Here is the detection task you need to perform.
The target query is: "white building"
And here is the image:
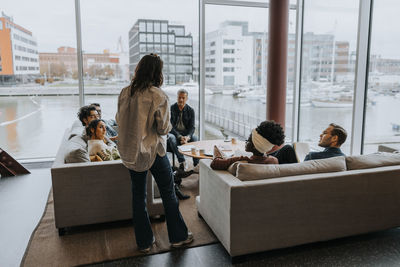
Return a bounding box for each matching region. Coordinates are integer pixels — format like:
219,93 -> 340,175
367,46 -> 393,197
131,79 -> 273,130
194,21 -> 266,87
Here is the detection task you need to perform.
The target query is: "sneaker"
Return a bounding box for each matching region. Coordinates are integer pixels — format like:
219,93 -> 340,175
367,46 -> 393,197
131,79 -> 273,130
138,237 -> 155,253
192,164 -> 199,173
171,232 -> 194,248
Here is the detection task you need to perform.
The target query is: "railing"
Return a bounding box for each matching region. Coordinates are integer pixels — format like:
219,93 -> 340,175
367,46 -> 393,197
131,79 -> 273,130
188,100 -> 264,140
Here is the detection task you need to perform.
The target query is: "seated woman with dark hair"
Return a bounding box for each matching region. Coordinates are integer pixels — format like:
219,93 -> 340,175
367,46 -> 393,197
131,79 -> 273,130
210,120 -> 285,170
86,119 -> 120,161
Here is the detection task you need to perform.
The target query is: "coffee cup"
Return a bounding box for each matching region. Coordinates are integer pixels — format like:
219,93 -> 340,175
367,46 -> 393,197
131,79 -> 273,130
191,147 -> 197,154
231,138 -> 237,144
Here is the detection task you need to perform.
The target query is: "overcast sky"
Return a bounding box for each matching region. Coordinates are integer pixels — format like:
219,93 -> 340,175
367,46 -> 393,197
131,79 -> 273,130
2,0 -> 400,59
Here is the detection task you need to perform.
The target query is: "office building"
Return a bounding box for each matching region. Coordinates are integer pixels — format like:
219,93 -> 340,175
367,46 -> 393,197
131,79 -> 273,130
128,19 -> 193,85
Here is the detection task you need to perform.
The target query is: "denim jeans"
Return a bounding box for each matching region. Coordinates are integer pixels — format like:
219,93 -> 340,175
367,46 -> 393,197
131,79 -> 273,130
167,134 -> 199,166
268,144 -> 298,164
128,154 -> 189,249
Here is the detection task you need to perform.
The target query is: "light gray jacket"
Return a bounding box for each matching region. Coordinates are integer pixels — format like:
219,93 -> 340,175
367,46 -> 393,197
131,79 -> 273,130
116,85 -> 172,172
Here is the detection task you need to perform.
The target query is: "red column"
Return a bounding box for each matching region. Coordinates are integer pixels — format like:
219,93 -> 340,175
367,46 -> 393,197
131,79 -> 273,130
267,0 -> 289,130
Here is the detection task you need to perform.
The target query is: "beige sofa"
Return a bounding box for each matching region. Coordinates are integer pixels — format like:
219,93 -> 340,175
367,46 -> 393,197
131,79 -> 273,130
51,124 -> 163,235
196,153 -> 400,258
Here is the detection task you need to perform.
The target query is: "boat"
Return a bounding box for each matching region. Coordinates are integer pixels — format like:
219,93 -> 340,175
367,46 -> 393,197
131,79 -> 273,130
311,99 -> 353,108
222,89 -> 236,95
235,87 -> 265,100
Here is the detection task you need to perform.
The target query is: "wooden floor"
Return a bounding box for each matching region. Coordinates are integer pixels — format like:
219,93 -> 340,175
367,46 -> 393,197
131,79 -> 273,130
2,163 -> 400,267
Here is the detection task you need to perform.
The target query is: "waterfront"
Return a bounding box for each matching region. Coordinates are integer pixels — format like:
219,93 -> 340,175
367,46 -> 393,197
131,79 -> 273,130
1,87 -> 400,159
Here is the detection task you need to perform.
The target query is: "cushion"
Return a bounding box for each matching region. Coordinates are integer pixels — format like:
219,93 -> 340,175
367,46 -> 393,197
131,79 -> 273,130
227,161 -> 242,175
293,142 -> 310,163
64,135 -> 89,163
68,125 -> 85,140
346,152 -> 400,170
235,156 -> 346,181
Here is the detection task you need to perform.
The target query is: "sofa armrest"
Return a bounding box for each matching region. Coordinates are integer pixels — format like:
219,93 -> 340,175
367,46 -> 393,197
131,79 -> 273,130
198,160 -> 242,252
51,160 -> 163,228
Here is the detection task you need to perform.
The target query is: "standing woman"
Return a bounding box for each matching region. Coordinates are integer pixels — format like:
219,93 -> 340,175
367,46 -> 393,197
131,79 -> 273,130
116,54 -> 193,253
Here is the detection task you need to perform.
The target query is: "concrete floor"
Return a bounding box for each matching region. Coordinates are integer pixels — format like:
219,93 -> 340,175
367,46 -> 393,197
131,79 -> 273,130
2,163 -> 400,267
0,165 -> 52,267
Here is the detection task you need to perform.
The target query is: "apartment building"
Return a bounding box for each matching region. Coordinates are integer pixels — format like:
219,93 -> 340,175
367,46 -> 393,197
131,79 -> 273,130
196,21 -> 256,87
193,22 -> 350,87
39,47 -> 120,79
128,19 -> 193,85
0,12 -> 39,85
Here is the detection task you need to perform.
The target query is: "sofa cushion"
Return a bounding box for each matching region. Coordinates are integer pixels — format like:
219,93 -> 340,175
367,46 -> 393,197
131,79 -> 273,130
235,156 -> 346,181
64,135 -> 90,163
346,152 -> 400,170
227,161 -> 244,176
68,125 -> 85,140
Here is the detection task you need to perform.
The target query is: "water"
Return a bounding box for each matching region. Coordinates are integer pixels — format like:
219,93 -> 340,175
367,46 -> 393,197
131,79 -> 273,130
1,93 -> 399,159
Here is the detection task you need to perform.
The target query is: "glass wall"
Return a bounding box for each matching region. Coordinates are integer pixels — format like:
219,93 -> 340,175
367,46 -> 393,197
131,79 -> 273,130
298,0 -> 360,154
202,2 -> 296,142
363,0 -> 400,153
3,0 -> 395,160
80,0 -> 199,137
203,4 -> 269,140
0,1 -> 78,159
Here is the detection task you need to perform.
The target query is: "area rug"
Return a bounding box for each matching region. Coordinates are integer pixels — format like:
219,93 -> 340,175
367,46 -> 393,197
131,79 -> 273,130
21,174 -> 218,267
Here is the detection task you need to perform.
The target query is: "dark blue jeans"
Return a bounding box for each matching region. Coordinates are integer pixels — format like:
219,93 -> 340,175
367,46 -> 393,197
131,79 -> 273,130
167,134 -> 199,166
128,154 -> 189,249
268,144 -> 298,164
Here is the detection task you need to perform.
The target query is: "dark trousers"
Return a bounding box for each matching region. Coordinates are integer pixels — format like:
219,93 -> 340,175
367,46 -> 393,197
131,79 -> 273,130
269,144 -> 298,164
128,154 -> 188,248
167,134 -> 199,166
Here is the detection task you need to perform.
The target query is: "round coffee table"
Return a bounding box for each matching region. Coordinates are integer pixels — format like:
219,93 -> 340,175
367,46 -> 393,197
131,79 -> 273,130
178,139 -> 246,159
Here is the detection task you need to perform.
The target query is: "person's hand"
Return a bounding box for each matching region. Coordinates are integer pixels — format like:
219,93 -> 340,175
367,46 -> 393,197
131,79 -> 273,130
90,155 -> 103,162
213,145 -> 225,159
110,135 -> 118,142
181,136 -> 190,144
266,155 -> 279,164
180,136 -> 187,144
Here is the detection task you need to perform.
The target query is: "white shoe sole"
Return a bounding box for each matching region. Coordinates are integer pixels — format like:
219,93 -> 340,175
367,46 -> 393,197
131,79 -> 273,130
171,233 -> 194,248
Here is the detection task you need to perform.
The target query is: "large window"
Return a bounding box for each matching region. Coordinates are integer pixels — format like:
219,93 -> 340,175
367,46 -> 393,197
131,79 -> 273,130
363,0 -> 400,153
4,0 -> 391,160
0,1 -> 78,159
80,0 -> 199,145
202,2 -> 296,141
203,4 -> 269,140
297,0 -> 359,154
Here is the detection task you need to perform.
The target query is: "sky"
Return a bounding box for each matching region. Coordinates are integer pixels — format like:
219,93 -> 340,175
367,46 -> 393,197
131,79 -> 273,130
1,0 -> 400,59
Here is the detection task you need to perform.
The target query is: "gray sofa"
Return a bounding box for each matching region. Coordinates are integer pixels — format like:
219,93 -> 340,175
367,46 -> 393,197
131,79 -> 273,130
51,124 -> 164,235
196,153 -> 400,258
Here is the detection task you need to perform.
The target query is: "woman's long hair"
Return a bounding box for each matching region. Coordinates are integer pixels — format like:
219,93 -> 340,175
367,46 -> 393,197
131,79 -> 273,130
86,119 -> 105,139
130,53 -> 164,96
